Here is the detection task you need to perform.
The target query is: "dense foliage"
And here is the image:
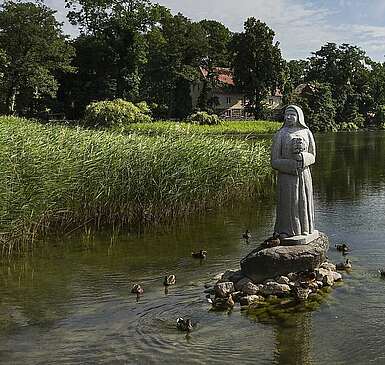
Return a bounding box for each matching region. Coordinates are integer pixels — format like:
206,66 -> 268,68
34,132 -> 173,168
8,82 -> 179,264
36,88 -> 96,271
0,1 -> 75,116
187,111 -> 220,125
83,99 -> 152,128
1,0 -> 385,130
230,18 -> 285,119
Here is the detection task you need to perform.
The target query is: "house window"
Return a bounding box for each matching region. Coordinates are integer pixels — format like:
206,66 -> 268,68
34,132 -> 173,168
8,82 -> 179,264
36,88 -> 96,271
225,110 -> 231,117
226,96 -> 231,104
232,109 -> 241,117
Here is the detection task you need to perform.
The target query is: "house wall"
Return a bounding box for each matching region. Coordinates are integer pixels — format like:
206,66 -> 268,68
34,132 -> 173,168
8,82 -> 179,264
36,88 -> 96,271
191,81 -> 283,118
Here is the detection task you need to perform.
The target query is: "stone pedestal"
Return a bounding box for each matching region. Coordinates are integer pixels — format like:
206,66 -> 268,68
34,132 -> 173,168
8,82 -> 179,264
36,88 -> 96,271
240,232 -> 329,283
281,230 -> 320,246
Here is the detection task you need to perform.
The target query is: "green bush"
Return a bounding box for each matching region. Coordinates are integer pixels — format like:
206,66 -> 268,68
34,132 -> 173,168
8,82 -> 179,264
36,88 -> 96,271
83,99 -> 152,128
338,122 -> 359,131
187,111 -> 220,125
374,105 -> 385,128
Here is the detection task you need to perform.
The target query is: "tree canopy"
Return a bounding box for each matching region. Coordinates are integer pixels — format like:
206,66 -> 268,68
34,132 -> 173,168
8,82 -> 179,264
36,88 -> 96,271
0,1 -> 75,115
231,18 -> 285,118
1,0 -> 385,130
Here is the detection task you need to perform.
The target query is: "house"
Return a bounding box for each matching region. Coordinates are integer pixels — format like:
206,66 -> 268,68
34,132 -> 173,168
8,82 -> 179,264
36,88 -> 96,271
190,66 -> 283,118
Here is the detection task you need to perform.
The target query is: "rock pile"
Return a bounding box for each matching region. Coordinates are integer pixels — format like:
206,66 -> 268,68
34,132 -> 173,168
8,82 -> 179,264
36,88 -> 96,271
208,260 -> 343,309
206,233 -> 346,310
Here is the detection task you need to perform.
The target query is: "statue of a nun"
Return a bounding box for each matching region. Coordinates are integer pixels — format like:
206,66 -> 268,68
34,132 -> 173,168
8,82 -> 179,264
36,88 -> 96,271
271,105 -> 318,243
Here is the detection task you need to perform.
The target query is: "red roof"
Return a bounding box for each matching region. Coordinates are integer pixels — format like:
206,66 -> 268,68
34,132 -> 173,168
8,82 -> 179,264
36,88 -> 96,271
200,66 -> 282,97
200,66 -> 235,86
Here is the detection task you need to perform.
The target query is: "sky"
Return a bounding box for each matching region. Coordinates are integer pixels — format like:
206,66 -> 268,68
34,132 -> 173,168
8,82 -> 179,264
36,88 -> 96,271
46,0 -> 385,61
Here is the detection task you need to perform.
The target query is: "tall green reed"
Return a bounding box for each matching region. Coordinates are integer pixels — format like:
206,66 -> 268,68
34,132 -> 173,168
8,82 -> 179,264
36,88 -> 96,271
0,116 -> 273,253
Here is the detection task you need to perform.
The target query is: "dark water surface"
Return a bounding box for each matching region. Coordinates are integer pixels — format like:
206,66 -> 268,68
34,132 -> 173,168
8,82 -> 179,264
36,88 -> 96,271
1,132 -> 385,364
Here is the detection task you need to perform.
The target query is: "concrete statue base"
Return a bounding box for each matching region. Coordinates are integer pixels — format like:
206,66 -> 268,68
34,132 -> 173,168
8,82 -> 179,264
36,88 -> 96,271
240,232 -> 329,283
281,230 -> 320,246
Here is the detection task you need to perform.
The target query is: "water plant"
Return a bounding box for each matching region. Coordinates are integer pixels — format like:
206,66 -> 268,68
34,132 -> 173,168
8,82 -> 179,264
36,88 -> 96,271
0,116 -> 272,254
118,120 -> 282,136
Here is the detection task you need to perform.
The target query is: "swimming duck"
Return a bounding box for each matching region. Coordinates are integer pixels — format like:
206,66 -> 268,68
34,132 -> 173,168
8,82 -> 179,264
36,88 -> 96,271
176,317 -> 193,332
131,284 -> 144,294
378,268 -> 385,277
335,243 -> 349,253
242,230 -> 251,240
163,275 -> 176,286
191,250 -> 207,259
336,259 -> 352,271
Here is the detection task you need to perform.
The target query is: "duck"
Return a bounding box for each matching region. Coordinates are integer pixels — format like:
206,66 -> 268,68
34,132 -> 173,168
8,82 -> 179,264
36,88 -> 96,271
335,243 -> 350,254
191,250 -> 207,259
262,233 -> 280,248
212,294 -> 235,310
163,275 -> 176,286
336,259 -> 352,271
242,230 -> 251,240
378,268 -> 385,277
176,317 -> 193,332
131,284 -> 144,294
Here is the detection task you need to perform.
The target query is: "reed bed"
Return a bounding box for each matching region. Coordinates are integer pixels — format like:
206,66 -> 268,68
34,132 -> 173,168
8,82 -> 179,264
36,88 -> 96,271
0,116 -> 273,254
118,120 -> 282,136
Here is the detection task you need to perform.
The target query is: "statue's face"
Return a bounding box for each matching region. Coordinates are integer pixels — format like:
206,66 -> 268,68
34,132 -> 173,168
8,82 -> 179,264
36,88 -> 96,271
284,109 -> 298,127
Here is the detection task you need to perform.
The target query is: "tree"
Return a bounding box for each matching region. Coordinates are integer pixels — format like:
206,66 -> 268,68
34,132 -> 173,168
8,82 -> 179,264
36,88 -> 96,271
306,43 -> 371,125
64,0 -> 168,105
199,19 -> 232,68
230,18 -> 285,118
288,82 -> 337,131
0,1 -> 75,115
283,59 -> 309,102
142,13 -> 208,118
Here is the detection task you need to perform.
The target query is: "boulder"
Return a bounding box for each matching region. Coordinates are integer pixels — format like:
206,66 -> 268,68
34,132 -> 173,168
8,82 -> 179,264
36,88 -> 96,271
239,295 -> 265,306
242,282 -> 263,295
320,262 -> 336,271
276,276 -> 290,285
293,287 -> 311,301
234,277 -> 253,291
240,233 -> 329,283
332,271 -> 343,282
214,282 -> 235,298
315,268 -> 335,286
260,282 -> 291,296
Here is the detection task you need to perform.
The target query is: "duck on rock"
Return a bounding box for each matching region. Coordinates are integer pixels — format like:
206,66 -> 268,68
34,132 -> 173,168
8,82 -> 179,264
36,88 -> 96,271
262,233 -> 280,249
212,294 -> 235,310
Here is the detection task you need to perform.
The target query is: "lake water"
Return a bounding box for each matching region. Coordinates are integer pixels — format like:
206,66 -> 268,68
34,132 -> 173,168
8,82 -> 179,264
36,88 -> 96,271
1,132 -> 385,364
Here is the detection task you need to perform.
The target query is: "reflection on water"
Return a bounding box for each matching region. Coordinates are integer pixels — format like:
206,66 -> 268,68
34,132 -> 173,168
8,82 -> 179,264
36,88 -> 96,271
275,312 -> 312,365
1,131 -> 385,364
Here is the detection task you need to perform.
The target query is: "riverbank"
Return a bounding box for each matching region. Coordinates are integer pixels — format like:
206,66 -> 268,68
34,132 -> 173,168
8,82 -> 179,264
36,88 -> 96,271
116,120 -> 282,136
0,116 -> 274,254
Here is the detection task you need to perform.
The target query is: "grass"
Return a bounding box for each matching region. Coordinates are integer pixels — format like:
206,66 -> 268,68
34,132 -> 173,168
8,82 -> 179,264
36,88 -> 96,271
117,119 -> 282,136
0,116 -> 274,254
